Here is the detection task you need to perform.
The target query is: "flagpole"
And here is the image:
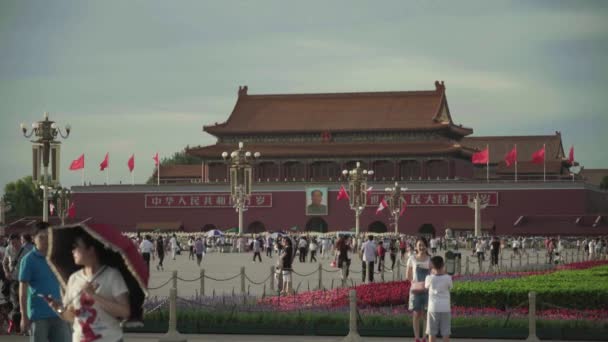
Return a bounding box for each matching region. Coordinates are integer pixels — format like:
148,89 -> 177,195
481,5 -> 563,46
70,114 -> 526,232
157,165 -> 160,186
486,144 -> 489,183
132,170 -> 134,186
515,144 -> 518,183
106,168 -> 109,185
82,168 -> 85,186
543,143 -> 546,182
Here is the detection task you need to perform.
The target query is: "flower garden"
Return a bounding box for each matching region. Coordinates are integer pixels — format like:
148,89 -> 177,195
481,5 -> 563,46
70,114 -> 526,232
130,260 -> 608,339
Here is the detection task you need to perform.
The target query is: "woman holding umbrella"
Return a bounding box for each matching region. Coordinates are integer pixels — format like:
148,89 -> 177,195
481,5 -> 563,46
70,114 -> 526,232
45,224 -> 148,342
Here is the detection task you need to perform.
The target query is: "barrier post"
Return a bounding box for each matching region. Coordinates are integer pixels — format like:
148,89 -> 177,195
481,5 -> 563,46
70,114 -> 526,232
240,267 -> 246,294
465,256 -> 470,275
526,292 -> 540,341
318,263 -> 323,290
341,261 -> 347,288
341,289 -> 363,342
199,269 -> 205,297
158,289 -> 187,342
270,266 -> 275,291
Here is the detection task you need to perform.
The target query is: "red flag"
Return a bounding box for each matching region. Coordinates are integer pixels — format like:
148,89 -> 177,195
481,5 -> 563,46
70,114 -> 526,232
153,152 -> 159,167
531,146 -> 545,164
128,154 -> 135,172
568,146 -> 574,165
376,198 -> 388,215
399,200 -> 407,217
69,154 -> 85,170
472,147 -> 489,164
337,185 -> 350,201
99,153 -> 109,171
504,146 -> 517,167
67,202 -> 76,218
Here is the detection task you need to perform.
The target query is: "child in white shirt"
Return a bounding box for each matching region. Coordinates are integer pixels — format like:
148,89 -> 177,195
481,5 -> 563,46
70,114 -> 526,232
425,256 -> 453,342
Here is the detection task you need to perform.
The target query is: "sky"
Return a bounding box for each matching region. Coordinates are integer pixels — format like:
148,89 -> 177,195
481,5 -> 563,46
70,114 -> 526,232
1,0 -> 607,189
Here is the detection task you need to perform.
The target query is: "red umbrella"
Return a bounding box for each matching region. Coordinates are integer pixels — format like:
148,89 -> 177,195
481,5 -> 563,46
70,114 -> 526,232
47,223 -> 149,323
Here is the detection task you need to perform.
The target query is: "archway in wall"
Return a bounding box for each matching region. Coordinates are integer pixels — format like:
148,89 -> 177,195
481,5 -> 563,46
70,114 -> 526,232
418,224 -> 436,237
305,217 -> 328,233
247,221 -> 267,234
368,221 -> 388,233
201,224 -> 216,232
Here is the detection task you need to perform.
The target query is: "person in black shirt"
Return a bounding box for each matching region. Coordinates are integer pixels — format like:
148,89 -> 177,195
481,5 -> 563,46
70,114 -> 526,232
156,236 -> 165,271
280,237 -> 294,295
490,236 -> 501,269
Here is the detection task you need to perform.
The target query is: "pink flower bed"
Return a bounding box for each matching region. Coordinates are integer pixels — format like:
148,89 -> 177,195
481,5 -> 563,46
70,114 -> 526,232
258,260 -> 608,312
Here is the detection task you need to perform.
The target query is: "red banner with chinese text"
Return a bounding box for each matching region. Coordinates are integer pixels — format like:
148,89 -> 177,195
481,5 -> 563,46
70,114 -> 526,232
145,193 -> 273,208
366,192 -> 498,207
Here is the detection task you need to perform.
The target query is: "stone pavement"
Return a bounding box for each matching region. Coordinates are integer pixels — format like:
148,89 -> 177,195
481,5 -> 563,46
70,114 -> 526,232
0,334 -> 577,341
147,247 -> 573,297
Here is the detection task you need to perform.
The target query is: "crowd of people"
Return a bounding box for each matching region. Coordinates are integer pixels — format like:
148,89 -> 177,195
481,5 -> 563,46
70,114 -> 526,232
2,227 -> 607,341
1,223 -> 134,341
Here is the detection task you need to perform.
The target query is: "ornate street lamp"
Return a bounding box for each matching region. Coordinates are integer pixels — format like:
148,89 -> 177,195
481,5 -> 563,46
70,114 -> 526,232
54,188 -> 72,225
384,182 -> 407,234
221,142 -> 260,235
0,195 -> 12,226
20,112 -> 70,222
341,162 -> 374,236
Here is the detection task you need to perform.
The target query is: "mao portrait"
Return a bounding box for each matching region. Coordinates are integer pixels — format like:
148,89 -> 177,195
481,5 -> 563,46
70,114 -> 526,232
306,187 -> 328,216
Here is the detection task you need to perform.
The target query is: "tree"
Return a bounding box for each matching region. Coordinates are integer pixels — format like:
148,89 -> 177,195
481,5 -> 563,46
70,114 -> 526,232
3,176 -> 43,221
146,147 -> 203,184
601,176 -> 608,191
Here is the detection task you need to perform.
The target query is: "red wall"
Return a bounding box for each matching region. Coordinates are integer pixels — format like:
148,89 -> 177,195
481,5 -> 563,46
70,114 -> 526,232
71,185 -> 604,236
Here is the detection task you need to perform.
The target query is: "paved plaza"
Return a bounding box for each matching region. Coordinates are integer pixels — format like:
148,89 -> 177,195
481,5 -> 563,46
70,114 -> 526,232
146,247 -> 579,297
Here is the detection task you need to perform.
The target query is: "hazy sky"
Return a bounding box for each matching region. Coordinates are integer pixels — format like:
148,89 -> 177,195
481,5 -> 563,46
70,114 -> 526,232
1,0 -> 607,189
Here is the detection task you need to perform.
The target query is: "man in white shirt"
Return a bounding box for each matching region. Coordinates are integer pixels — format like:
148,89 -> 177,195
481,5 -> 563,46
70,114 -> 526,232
360,235 -> 377,283
425,256 -> 453,341
169,234 -> 179,260
139,235 -> 154,273
430,238 -> 438,254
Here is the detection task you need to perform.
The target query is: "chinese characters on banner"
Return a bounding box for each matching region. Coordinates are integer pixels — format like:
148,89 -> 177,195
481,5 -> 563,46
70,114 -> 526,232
145,193 -> 272,208
366,192 -> 498,207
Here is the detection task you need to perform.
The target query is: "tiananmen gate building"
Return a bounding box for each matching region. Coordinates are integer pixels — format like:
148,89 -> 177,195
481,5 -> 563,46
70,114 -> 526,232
42,82 -> 608,236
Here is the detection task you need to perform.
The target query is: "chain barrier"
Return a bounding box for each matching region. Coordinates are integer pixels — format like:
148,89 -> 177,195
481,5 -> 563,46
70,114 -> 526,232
143,297 -> 170,314
177,275 -> 203,282
148,277 -> 173,290
321,267 -> 341,273
245,273 -> 272,285
203,273 -> 241,282
292,269 -> 319,277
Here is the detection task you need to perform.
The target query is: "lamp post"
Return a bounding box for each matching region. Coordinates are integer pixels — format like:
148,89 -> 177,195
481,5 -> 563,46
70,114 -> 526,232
0,195 -> 12,226
20,112 -> 70,222
55,188 -> 72,225
467,193 -> 488,238
221,142 -> 260,235
384,182 -> 407,234
342,162 -> 373,236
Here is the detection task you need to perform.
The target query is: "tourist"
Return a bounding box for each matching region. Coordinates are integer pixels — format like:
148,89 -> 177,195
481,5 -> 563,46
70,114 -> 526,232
298,237 -> 308,263
46,231 -> 130,342
187,236 -> 195,260
169,234 -> 179,260
156,236 -> 165,271
194,237 -> 204,267
266,236 -> 273,258
18,222 -> 71,341
376,240 -> 386,273
399,237 -> 407,261
335,236 -> 351,281
389,239 -> 398,270
512,237 -> 520,256
475,239 -> 484,272
406,237 -> 431,342
3,233 -> 31,334
430,237 -> 438,255
139,235 -> 154,273
424,255 -> 453,342
252,236 -> 262,263
360,235 -> 377,283
309,238 -> 318,263
490,236 -> 501,269
280,237 -> 294,295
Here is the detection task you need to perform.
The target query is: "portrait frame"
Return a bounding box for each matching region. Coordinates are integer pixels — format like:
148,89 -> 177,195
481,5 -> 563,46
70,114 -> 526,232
305,187 -> 328,216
